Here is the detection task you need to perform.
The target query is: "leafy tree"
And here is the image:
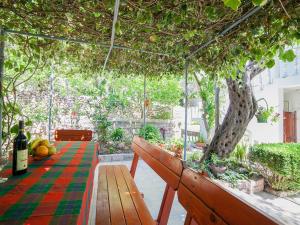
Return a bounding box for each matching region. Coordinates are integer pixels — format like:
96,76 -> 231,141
0,0 -> 298,159
192,72 -> 216,140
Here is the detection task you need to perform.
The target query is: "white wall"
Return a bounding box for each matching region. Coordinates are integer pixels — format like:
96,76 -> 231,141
247,46 -> 300,143
247,83 -> 283,144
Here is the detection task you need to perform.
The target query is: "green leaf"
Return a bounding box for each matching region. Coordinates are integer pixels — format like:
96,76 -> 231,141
115,21 -> 122,35
26,131 -> 31,141
204,6 -> 218,21
10,124 -> 19,134
252,0 -> 268,6
25,120 -> 33,126
93,12 -> 101,18
223,0 -> 241,11
266,59 -> 275,68
279,49 -> 296,62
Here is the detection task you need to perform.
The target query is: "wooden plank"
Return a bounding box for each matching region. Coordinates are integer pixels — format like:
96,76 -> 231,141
133,136 -> 183,176
106,166 -> 126,225
55,129 -> 92,141
130,153 -> 139,178
156,184 -> 176,225
120,165 -> 155,225
114,166 -> 142,225
180,169 -> 279,225
132,143 -> 180,190
184,214 -> 192,225
96,166 -> 111,225
178,183 -> 226,225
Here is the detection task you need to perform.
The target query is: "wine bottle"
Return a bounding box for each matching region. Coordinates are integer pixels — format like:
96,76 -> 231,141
12,120 -> 28,176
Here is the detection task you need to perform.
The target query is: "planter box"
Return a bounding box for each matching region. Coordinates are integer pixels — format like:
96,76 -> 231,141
99,153 -> 134,162
216,176 -> 265,194
264,186 -> 300,197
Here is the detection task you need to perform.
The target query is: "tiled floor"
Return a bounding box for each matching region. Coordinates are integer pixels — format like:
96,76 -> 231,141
90,160 -> 300,225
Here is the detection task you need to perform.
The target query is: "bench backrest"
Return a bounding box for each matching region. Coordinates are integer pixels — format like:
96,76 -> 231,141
178,168 -> 279,225
131,136 -> 183,190
131,136 -> 183,225
54,129 -> 93,141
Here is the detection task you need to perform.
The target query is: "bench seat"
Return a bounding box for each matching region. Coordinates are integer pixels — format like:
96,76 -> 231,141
96,165 -> 155,225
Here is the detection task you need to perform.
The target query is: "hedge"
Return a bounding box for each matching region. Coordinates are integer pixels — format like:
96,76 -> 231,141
249,143 -> 300,191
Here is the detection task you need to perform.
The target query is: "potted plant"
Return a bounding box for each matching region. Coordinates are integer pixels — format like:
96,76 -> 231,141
169,139 -> 184,159
138,124 -> 162,143
255,98 -> 279,123
195,134 -> 206,148
256,106 -> 273,123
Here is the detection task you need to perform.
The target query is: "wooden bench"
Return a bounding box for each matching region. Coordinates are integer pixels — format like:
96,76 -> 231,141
178,168 -> 280,225
54,129 -> 93,141
96,136 -> 183,225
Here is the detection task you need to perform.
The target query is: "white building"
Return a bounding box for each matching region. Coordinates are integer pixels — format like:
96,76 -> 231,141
248,46 -> 300,143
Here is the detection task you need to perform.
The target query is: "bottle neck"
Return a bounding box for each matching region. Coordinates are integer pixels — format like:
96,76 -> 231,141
18,128 -> 24,135
18,121 -> 24,134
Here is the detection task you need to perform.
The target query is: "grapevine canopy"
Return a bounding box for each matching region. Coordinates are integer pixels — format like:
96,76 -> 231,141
0,0 -> 299,77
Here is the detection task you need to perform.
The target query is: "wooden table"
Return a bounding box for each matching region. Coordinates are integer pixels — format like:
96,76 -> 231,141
0,141 -> 98,225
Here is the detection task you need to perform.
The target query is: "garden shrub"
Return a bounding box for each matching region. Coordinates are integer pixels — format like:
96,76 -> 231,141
110,128 -> 124,142
138,124 -> 162,143
151,111 -> 172,120
249,143 -> 300,191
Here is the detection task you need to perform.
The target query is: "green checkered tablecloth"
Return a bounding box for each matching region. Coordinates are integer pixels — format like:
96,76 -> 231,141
0,141 -> 99,225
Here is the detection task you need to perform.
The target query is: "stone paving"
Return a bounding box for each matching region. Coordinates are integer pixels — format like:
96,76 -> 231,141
90,160 -> 300,225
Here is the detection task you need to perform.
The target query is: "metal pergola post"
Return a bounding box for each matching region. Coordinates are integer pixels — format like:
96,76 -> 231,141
0,28 -> 5,160
101,0 -> 120,74
48,65 -> 54,141
183,59 -> 189,161
3,29 -> 172,57
143,74 -> 146,127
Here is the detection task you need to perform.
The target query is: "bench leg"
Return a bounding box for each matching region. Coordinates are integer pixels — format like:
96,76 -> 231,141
156,184 -> 175,225
130,153 -> 139,178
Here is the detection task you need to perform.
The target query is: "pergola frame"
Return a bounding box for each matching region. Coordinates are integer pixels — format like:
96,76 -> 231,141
0,2 -> 264,161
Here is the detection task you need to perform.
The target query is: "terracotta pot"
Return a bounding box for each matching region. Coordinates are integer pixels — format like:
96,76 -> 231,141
174,147 -> 182,158
157,143 -> 166,149
195,142 -> 206,148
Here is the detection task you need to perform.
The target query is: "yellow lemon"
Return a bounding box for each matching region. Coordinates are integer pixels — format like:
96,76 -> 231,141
36,145 -> 49,157
48,146 -> 56,155
40,140 -> 51,147
31,138 -> 42,150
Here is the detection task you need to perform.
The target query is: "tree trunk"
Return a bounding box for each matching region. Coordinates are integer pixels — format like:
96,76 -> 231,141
201,100 -> 210,139
204,65 -> 258,159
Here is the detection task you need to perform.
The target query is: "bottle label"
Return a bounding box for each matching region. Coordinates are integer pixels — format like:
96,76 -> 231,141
17,149 -> 28,171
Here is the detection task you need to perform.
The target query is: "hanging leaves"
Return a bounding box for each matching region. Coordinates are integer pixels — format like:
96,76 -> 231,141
223,0 -> 241,11
279,49 -> 296,62
252,0 -> 268,6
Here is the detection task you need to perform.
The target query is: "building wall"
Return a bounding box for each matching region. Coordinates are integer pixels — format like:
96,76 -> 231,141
247,46 -> 300,144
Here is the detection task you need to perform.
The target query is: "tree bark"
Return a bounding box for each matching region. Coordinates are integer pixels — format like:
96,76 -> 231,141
204,63 -> 258,159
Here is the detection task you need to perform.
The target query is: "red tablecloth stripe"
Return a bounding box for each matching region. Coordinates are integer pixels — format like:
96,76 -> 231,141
25,142 -> 90,225
0,142 -> 72,207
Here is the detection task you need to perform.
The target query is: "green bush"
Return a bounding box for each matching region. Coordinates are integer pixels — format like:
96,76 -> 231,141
231,144 -> 247,163
110,128 -> 124,142
151,111 -> 172,120
249,143 -> 300,190
138,124 -> 162,143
